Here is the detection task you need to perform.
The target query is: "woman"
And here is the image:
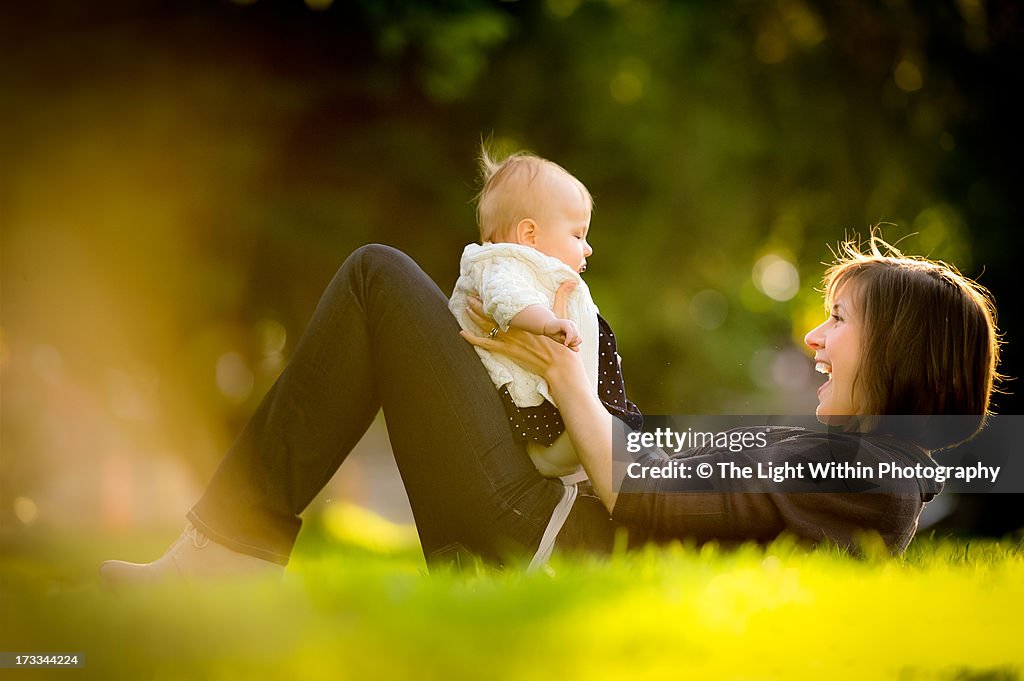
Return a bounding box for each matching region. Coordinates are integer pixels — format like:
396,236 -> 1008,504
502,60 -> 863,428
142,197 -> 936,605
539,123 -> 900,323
468,237 -> 1001,551
100,237 -> 1000,581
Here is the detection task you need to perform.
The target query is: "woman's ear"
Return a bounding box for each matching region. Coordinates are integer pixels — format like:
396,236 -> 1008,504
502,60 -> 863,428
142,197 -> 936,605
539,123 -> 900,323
516,219 -> 537,246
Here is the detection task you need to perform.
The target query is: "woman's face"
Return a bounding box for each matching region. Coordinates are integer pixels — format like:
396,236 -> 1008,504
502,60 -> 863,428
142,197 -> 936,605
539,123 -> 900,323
804,284 -> 864,424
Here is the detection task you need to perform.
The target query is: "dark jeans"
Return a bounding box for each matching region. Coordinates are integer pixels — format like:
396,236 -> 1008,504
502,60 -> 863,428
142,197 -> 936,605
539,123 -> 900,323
188,245 -> 614,567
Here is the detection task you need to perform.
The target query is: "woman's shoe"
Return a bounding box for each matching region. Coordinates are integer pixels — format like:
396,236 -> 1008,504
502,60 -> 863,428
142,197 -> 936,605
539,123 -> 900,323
99,524 -> 284,585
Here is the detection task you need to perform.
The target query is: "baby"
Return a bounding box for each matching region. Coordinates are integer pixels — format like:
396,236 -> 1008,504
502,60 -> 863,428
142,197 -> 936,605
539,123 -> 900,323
450,147 -> 642,480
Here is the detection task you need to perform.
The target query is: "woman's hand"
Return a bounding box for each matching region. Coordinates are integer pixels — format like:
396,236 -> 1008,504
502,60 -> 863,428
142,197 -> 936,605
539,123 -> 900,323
460,281 -> 581,378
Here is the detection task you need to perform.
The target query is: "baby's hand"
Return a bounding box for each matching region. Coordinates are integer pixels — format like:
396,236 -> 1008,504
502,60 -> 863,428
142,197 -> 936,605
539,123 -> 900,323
543,318 -> 582,351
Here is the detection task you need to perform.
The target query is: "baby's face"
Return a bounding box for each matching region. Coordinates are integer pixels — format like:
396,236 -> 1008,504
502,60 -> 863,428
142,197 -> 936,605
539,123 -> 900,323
527,173 -> 593,274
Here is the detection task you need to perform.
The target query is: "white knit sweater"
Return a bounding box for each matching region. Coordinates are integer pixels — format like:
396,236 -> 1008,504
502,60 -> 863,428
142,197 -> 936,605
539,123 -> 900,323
449,242 -> 599,408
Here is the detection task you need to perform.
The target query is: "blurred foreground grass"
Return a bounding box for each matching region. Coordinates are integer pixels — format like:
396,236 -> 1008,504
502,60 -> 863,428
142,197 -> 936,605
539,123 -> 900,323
3,508 -> 1022,681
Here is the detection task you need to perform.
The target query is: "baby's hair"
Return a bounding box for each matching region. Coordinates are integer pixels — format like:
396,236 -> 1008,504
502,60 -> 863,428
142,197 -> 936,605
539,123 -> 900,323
474,144 -> 593,243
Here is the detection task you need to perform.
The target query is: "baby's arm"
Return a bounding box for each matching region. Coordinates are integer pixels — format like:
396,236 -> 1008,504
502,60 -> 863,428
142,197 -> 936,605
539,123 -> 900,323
510,305 -> 582,350
479,257 -> 581,349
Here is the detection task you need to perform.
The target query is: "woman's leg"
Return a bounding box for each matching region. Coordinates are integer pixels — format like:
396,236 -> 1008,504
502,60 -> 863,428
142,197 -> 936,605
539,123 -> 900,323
188,244 -> 563,566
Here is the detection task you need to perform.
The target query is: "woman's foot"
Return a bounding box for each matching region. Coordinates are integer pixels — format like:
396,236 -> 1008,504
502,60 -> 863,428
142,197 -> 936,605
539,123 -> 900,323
99,524 -> 285,585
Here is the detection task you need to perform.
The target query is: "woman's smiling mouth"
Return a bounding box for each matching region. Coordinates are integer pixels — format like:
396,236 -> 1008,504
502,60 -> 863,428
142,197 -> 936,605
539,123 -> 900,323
815,361 -> 832,395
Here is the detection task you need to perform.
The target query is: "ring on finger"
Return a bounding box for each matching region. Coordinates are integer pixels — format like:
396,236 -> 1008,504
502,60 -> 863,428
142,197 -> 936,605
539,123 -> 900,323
489,327 -> 500,339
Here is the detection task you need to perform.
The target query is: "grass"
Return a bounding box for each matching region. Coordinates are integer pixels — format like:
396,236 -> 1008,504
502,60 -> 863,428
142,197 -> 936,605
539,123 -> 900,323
3,508 -> 1023,681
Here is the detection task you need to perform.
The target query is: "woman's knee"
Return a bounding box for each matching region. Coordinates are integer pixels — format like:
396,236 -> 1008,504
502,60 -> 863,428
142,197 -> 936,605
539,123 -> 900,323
349,243 -> 415,274
333,244 -> 414,290
335,243 -> 432,307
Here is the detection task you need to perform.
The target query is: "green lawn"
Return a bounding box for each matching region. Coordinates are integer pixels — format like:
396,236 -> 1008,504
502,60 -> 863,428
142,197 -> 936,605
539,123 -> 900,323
3,508 -> 1022,681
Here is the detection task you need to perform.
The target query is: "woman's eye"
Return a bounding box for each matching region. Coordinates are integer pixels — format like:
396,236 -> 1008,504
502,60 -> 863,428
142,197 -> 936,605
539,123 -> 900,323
831,314 -> 843,322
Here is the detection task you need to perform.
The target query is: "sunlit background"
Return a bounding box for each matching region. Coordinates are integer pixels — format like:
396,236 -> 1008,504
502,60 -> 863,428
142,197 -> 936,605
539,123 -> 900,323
2,0 -> 1021,542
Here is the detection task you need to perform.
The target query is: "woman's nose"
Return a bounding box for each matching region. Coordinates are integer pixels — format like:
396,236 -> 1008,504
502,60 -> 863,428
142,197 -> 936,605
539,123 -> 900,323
804,321 -> 825,350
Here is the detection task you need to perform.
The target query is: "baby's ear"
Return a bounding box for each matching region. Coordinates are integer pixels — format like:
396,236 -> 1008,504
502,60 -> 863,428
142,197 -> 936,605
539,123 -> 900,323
516,219 -> 537,246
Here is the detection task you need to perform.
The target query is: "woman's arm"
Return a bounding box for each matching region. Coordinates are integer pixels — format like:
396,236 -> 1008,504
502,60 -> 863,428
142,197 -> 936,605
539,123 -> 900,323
461,285 -> 620,511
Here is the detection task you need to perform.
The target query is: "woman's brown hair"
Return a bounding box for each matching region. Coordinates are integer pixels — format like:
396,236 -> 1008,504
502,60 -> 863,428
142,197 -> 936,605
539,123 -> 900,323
822,234 -> 1002,450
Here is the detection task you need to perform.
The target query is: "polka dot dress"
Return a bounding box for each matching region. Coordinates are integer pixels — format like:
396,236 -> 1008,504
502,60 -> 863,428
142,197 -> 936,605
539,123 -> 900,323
500,314 -> 644,445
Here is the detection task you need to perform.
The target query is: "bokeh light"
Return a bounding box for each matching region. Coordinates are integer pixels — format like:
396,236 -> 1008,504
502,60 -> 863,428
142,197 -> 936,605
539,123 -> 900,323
14,496 -> 39,525
689,289 -> 729,330
894,57 -> 924,92
216,352 -> 254,404
753,255 -> 800,302
610,58 -> 648,105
